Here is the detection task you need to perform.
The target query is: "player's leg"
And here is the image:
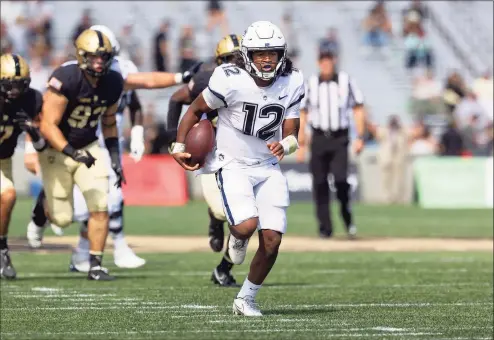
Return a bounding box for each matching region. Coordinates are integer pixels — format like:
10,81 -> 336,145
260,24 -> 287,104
202,173 -> 238,287
215,168 -> 259,266
27,188 -> 65,248
0,157 -> 17,279
201,173 -> 226,252
74,142 -> 113,281
310,139 -> 332,237
69,184 -> 91,272
110,189 -> 145,269
233,165 -> 289,316
331,141 -> 355,238
38,148 -> 76,229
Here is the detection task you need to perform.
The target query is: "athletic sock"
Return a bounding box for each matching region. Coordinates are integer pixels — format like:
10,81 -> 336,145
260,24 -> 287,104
237,278 -> 262,299
89,252 -> 103,268
111,231 -> 127,249
32,190 -> 47,227
0,236 -> 8,250
77,236 -> 89,252
216,250 -> 234,273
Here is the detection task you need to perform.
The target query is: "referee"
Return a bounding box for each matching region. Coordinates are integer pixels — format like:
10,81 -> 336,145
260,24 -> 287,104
298,50 -> 366,239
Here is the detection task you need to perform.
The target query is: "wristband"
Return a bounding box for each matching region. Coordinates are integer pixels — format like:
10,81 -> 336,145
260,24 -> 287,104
280,135 -> 299,155
171,142 -> 185,154
33,138 -> 46,152
62,144 -> 77,158
174,73 -> 183,84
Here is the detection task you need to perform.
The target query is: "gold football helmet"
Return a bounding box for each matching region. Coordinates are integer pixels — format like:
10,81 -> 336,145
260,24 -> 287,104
0,53 -> 31,101
74,29 -> 114,77
215,34 -> 242,65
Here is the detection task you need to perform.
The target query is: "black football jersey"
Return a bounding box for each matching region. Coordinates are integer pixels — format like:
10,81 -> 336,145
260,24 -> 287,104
47,62 -> 124,149
189,70 -> 218,123
0,88 -> 42,159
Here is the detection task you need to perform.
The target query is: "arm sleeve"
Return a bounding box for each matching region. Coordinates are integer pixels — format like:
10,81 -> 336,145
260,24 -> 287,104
128,90 -> 142,113
285,72 -> 305,119
109,72 -> 125,105
349,77 -> 364,107
46,66 -> 73,98
34,89 -> 43,116
202,66 -> 233,110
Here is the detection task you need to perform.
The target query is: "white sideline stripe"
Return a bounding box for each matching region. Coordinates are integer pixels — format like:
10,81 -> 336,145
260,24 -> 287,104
2,301 -> 491,311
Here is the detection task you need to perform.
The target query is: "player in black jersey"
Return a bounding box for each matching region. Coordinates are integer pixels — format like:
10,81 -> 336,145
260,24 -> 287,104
39,29 -> 124,281
0,54 -> 46,279
166,34 -> 242,287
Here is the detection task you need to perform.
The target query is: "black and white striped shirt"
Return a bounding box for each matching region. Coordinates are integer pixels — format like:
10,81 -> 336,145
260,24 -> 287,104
301,71 -> 364,132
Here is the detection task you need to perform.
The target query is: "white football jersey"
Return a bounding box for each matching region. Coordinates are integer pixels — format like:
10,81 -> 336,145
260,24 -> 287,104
97,56 -> 139,148
201,64 -> 304,171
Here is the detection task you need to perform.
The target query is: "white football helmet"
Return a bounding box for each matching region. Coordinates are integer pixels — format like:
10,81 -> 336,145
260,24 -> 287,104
241,21 -> 287,81
90,25 -> 120,56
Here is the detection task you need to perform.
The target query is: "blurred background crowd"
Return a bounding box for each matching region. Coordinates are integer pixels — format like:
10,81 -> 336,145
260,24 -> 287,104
1,0 -> 493,204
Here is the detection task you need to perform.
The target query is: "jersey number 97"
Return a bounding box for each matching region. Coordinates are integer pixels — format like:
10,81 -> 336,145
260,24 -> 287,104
68,105 -> 107,128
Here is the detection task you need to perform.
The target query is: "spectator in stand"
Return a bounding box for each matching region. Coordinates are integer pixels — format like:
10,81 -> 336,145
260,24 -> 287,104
281,13 -> 300,63
410,69 -> 443,118
119,19 -> 144,67
403,13 -> 433,70
461,114 -> 484,155
443,71 -> 467,115
409,120 -> 438,156
29,48 -> 53,93
483,123 -> 494,156
25,0 -> 54,60
319,27 -> 340,57
439,119 -> 464,156
153,19 -> 171,72
0,20 -> 13,54
361,2 -> 392,51
178,25 -> 197,73
376,115 -> 409,204
454,91 -> 485,129
9,15 -> 29,58
71,9 -> 92,44
206,0 -> 229,36
402,0 -> 428,26
472,69 -> 493,122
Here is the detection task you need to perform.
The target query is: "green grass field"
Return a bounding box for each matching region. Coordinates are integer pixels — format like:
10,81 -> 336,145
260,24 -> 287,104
1,199 -> 493,339
7,199 -> 494,238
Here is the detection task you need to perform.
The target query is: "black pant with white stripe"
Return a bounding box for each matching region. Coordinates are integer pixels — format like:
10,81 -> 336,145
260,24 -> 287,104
309,129 -> 353,236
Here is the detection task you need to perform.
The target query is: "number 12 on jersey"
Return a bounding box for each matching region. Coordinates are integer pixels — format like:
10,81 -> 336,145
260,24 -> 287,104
242,102 -> 285,141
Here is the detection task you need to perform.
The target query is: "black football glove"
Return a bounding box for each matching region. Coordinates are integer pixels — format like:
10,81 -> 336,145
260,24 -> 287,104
13,111 -> 37,136
72,150 -> 97,168
111,161 -> 126,188
182,61 -> 203,83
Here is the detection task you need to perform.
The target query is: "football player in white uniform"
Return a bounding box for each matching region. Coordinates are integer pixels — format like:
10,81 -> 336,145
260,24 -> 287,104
172,21 -> 304,316
25,25 -> 202,271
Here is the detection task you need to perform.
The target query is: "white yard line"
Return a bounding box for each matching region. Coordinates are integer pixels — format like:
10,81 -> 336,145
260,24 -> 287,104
2,301 -> 492,311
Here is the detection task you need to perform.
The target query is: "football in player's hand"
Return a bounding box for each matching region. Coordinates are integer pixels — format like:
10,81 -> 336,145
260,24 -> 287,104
185,120 -> 215,167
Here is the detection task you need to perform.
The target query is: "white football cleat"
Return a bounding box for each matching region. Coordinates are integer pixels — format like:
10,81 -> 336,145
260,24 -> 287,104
233,296 -> 262,316
113,243 -> 146,269
69,248 -> 90,273
50,223 -> 64,236
26,221 -> 44,249
227,234 -> 249,265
